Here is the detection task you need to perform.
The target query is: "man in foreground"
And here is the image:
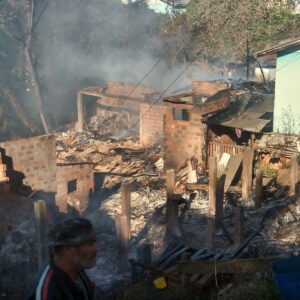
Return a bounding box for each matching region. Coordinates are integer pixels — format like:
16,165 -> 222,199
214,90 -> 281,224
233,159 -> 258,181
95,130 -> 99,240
24,217 -> 97,300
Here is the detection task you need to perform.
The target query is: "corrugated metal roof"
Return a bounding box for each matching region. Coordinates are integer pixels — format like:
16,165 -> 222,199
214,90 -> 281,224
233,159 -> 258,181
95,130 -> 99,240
221,115 -> 271,133
206,93 -> 274,133
256,37 -> 300,57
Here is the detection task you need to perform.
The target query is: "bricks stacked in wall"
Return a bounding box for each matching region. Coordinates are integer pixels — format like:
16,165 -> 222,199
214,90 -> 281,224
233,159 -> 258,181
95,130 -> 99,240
0,135 -> 57,192
56,164 -> 94,213
139,103 -> 166,146
164,108 -> 206,170
107,81 -> 157,99
98,97 -> 141,112
0,150 -> 8,183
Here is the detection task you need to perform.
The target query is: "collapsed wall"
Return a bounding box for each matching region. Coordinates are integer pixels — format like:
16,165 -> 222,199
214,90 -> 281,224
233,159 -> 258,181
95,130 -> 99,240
0,135 -> 57,192
56,163 -> 94,213
77,81 -> 165,145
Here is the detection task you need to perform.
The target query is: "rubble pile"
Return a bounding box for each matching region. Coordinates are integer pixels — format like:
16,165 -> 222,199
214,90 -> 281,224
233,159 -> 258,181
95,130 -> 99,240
89,110 -> 138,137
0,220 -> 38,298
256,133 -> 300,156
56,130 -> 164,189
88,179 -> 300,296
86,189 -> 168,297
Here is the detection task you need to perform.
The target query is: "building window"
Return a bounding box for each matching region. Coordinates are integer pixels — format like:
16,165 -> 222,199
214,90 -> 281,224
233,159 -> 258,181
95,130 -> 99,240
173,108 -> 189,121
67,179 -> 77,194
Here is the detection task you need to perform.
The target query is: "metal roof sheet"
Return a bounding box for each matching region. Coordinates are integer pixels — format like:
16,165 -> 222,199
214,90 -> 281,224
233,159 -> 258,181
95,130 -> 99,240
221,114 -> 271,133
256,37 -> 300,57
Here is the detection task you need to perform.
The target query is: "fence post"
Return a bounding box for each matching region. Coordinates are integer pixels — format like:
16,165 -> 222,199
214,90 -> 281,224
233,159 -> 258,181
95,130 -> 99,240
34,200 -> 48,270
255,169 -> 263,209
121,181 -> 131,238
116,215 -> 129,270
242,147 -> 254,201
208,156 -> 217,216
290,154 -> 298,196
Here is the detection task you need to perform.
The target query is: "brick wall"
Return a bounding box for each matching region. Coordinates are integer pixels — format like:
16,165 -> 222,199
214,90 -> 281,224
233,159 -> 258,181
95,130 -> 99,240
163,89 -> 230,169
98,96 -> 141,112
140,103 -> 166,146
164,105 -> 207,170
107,81 -> 157,99
56,164 -> 94,213
0,135 -> 57,192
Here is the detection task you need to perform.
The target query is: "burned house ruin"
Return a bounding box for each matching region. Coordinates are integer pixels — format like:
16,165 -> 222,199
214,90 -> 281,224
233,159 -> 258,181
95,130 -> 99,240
1,65 -> 300,299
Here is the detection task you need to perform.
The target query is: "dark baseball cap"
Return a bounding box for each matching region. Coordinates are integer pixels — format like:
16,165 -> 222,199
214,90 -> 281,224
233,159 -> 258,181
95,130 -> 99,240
48,217 -> 96,246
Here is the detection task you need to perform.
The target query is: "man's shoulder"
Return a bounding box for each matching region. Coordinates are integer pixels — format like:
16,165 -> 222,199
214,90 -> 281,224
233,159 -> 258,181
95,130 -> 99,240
23,264 -> 66,300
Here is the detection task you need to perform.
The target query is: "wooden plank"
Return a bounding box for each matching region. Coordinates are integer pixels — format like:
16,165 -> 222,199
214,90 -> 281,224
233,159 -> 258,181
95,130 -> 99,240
186,183 -> 208,191
178,258 -> 278,275
224,155 -> 243,192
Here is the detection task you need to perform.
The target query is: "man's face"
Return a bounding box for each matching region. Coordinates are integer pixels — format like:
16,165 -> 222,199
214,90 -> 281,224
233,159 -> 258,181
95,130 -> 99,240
69,235 -> 97,269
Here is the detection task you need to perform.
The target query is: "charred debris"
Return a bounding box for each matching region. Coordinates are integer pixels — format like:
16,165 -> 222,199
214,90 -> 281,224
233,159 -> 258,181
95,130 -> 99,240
0,77 -> 300,299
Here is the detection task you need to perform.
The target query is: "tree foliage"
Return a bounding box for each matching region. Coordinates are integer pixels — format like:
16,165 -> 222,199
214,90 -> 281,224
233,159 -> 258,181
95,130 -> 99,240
162,0 -> 300,62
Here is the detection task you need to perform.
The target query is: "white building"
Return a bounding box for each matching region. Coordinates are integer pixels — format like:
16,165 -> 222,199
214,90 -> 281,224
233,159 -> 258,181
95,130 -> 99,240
121,0 -> 190,14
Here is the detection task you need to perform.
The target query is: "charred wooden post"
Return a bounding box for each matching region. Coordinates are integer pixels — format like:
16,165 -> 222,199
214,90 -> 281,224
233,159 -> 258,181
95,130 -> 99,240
142,244 -> 152,268
290,154 -> 299,196
234,206 -> 244,245
208,156 -> 217,216
166,169 -> 175,197
77,92 -> 84,133
207,217 -> 215,250
121,181 -> 131,238
215,176 -> 225,229
116,215 -> 129,270
181,252 -> 191,293
166,169 -> 181,237
255,169 -> 263,209
242,147 -> 254,201
34,200 -> 49,269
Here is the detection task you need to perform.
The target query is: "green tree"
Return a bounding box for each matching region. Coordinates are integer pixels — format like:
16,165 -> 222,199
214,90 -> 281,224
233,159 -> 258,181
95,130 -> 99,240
162,0 -> 300,62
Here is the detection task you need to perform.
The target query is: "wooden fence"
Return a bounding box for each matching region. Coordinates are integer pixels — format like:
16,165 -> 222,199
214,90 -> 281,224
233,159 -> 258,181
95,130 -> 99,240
208,142 -> 245,158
